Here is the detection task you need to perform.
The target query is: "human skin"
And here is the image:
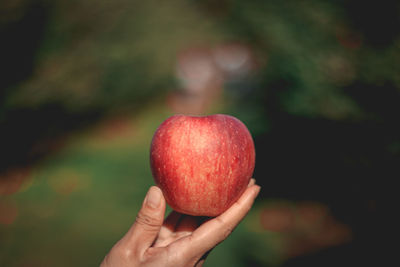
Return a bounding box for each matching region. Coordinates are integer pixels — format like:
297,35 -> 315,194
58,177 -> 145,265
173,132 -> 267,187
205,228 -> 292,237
100,179 -> 260,267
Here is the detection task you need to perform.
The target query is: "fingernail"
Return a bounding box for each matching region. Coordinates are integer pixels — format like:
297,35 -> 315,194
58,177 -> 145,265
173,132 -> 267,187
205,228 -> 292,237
248,178 -> 256,187
145,186 -> 162,208
254,185 -> 261,197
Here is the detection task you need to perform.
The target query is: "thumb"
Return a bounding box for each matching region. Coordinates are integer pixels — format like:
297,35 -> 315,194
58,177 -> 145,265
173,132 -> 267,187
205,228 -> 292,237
126,186 -> 166,255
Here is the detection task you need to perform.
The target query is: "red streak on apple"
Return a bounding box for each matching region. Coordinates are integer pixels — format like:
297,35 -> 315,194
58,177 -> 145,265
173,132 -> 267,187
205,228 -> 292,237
150,114 -> 255,216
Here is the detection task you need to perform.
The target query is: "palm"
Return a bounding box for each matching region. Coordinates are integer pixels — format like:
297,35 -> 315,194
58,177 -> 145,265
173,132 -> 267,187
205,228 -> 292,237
154,212 -> 207,248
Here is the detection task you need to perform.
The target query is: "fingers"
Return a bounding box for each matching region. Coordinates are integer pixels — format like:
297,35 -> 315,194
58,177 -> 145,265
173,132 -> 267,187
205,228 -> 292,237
155,213 -> 204,247
174,184 -> 260,257
158,211 -> 182,240
248,178 -> 256,187
125,186 -> 166,255
175,215 -> 203,233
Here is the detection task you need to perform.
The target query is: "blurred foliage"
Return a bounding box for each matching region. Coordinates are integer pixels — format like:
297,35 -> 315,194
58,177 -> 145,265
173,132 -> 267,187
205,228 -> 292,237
1,0 -> 224,111
1,0 -> 399,266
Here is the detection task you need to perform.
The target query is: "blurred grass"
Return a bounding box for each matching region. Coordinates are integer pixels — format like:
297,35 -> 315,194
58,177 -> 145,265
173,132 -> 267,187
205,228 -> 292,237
0,102 -> 280,267
1,0 -> 399,266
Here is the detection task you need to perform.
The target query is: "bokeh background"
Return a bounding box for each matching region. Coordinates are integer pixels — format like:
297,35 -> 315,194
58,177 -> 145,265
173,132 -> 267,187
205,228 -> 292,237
1,0 -> 399,266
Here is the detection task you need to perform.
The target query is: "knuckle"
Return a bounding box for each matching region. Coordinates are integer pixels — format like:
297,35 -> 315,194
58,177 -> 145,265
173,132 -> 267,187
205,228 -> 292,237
221,226 -> 233,240
215,216 -> 227,226
135,211 -> 159,229
116,247 -> 134,260
214,217 -> 234,240
234,199 -> 250,211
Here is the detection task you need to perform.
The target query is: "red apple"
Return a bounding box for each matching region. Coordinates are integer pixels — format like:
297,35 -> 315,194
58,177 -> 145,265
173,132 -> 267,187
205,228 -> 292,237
150,114 -> 255,216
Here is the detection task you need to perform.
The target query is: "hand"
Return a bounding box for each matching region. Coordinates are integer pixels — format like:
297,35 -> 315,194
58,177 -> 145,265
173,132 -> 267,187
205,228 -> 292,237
100,179 -> 260,267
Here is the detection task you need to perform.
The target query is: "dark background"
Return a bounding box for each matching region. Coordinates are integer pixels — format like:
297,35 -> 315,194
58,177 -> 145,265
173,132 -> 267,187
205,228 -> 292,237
1,0 -> 398,266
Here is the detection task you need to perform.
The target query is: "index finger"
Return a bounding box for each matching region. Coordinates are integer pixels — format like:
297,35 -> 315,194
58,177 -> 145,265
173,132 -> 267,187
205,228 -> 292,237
171,184 -> 260,257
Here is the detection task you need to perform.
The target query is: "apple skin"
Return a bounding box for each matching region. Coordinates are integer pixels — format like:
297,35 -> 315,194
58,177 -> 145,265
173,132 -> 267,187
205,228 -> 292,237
150,114 -> 255,216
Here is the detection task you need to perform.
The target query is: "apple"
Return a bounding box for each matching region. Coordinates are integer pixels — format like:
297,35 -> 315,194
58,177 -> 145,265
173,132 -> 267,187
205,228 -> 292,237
150,114 -> 255,216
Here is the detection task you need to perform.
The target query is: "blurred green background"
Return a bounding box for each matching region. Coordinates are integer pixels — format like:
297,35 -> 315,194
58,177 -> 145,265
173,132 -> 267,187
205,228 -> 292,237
1,0 -> 399,266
